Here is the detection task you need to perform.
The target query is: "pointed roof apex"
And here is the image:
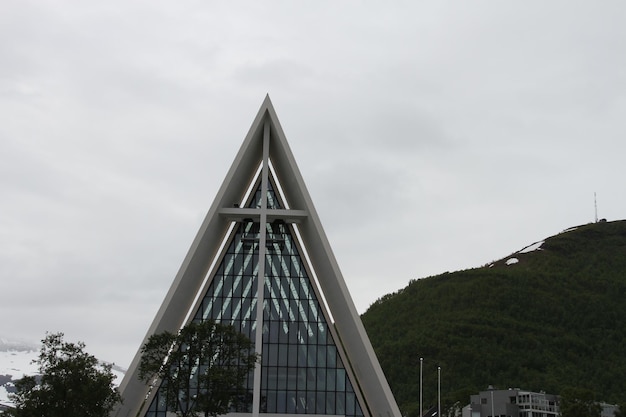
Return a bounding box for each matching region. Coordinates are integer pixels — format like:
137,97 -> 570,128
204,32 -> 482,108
260,93 -> 273,110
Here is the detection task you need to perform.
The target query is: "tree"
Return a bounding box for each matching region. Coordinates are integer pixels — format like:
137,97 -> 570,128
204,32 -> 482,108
560,387 -> 602,417
139,320 -> 259,417
7,332 -> 120,417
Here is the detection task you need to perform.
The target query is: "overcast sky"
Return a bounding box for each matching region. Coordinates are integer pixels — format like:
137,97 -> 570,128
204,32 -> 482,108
2,1 -> 625,369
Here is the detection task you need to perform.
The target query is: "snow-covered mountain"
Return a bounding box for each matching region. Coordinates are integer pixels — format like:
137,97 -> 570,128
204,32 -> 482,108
0,337 -> 125,409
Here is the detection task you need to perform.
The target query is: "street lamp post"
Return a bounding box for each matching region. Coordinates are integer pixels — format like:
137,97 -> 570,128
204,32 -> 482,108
420,358 -> 423,417
438,366 -> 441,417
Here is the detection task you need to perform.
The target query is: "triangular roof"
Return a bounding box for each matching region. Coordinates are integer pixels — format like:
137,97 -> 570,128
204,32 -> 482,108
113,96 -> 401,417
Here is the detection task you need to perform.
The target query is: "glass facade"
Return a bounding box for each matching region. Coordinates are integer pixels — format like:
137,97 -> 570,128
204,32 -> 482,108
144,175 -> 365,417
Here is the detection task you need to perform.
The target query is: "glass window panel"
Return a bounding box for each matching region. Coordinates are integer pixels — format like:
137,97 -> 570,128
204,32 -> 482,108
287,367 -> 298,390
288,321 -> 299,344
308,322 -> 318,345
223,254 -> 234,277
336,368 -> 346,391
268,321 -> 279,343
298,344 -> 307,367
278,320 -> 289,344
317,345 -> 327,367
267,344 -> 278,366
232,277 -> 243,298
249,321 -> 256,342
326,392 -> 336,414
346,392 -> 355,415
243,253 -> 254,275
230,298 -> 241,320
271,276 -> 282,300
280,254 -> 291,276
277,368 -> 288,390
288,344 -> 298,367
317,367 -> 326,390
327,345 -> 337,368
278,344 -> 288,367
326,368 -> 336,391
307,345 -> 317,368
297,368 -> 307,391
265,367 -> 278,390
240,297 -> 252,322
316,392 -> 326,414
307,391 -> 316,413
296,391 -> 307,413
276,391 -> 287,413
233,255 -> 242,278
317,324 -> 327,344
269,252 -> 280,274
286,391 -> 297,414
290,258 -> 299,278
199,298 -> 214,320
220,297 -> 232,320
289,299 -> 300,322
296,321 -> 308,344
307,368 -> 316,390
266,391 -> 277,413
212,297 -> 223,318
336,392 -> 346,415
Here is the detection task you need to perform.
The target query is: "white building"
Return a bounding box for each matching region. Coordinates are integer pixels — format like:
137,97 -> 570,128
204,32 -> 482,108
112,97 -> 401,417
463,388 -> 559,417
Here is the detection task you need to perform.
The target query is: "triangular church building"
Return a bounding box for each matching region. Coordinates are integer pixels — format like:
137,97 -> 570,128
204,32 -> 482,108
113,96 -> 401,417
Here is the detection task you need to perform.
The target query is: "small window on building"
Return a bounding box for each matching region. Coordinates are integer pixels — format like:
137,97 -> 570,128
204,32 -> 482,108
482,399 -> 488,405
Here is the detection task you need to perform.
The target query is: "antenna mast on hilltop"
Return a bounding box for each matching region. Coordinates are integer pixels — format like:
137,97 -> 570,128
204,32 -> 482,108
594,192 -> 598,223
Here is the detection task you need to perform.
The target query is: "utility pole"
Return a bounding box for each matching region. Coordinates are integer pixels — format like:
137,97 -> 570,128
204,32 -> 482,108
420,358 -> 423,417
437,366 -> 441,417
595,192 -> 598,223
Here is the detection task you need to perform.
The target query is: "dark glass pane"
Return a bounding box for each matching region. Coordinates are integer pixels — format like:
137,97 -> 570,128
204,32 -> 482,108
268,343 -> 278,366
316,392 -> 326,414
307,368 -> 316,390
327,368 -> 336,391
288,344 -> 298,367
286,391 -> 297,413
317,345 -> 327,367
336,368 -> 346,391
277,368 -> 288,390
278,343 -> 288,367
276,391 -> 287,413
346,392 -> 355,415
317,367 -> 326,390
297,368 -> 307,390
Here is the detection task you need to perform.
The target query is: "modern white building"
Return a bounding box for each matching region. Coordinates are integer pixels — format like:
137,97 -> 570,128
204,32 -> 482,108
464,388 -> 559,417
112,97 -> 401,417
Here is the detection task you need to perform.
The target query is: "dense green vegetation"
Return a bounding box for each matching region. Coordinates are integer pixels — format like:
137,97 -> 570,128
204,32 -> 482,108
7,333 -> 120,417
362,220 -> 626,417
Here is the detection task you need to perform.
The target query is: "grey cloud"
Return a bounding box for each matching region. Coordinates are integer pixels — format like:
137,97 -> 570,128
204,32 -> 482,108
1,1 -> 626,368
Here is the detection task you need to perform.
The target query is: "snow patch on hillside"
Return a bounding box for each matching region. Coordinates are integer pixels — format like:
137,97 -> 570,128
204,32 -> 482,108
519,240 -> 544,254
0,348 -> 40,407
0,348 -> 39,378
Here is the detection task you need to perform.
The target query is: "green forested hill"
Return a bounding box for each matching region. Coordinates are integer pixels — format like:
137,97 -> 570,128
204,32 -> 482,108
361,220 -> 626,417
